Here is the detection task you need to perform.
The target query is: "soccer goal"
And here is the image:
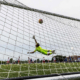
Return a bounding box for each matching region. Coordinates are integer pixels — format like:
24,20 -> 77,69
0,0 -> 80,80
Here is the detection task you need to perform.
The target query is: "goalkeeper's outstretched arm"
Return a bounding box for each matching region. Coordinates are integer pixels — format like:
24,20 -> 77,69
33,35 -> 37,44
27,51 -> 35,54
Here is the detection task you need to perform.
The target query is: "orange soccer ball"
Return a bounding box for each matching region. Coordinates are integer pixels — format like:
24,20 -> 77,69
38,19 -> 43,24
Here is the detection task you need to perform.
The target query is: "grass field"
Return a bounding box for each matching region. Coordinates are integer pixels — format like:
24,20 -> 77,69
0,62 -> 80,79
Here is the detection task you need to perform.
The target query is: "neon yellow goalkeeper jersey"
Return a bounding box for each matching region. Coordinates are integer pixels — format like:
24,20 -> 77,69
34,46 -> 52,55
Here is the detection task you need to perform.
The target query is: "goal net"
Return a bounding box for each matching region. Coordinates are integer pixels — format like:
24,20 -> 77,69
0,0 -> 80,79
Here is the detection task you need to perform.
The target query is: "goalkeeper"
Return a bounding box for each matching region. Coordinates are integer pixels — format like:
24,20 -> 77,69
27,36 -> 55,55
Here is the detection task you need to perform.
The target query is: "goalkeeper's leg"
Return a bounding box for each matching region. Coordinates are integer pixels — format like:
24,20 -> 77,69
47,50 -> 55,55
48,50 -> 55,53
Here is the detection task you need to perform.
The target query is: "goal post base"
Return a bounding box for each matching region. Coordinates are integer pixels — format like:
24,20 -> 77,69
4,72 -> 80,80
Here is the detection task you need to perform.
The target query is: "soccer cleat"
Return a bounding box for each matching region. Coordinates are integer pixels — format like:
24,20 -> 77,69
52,50 -> 55,54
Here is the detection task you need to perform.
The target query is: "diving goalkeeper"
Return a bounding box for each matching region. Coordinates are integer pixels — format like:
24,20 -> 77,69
27,35 -> 55,55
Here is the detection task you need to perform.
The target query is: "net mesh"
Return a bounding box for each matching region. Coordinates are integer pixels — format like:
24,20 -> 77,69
0,0 -> 27,7
0,0 -> 80,79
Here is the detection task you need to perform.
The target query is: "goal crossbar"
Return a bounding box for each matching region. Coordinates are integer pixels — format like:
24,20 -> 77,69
0,0 -> 80,22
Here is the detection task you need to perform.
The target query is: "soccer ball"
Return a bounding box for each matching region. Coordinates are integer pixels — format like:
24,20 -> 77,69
39,19 -> 43,24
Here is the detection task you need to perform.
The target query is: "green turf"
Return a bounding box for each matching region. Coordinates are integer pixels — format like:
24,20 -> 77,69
0,62 -> 80,79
